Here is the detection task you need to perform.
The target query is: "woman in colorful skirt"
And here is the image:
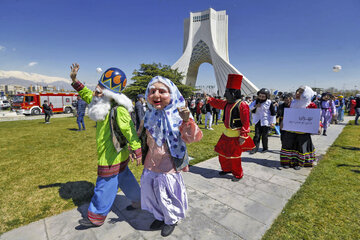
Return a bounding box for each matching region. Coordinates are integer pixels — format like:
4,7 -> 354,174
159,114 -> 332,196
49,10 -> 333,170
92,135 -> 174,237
280,86 -> 317,170
140,76 -> 203,237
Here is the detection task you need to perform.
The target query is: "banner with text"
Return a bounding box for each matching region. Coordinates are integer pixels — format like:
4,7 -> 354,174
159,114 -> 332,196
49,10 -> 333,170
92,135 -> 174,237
283,108 -> 321,134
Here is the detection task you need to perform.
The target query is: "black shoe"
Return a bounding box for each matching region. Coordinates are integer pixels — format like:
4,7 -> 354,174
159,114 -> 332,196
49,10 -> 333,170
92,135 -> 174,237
126,205 -> 137,211
161,223 -> 176,237
78,218 -> 99,228
282,165 -> 290,169
231,177 -> 241,182
150,219 -> 164,230
322,130 -> 327,136
250,148 -> 258,154
261,149 -> 268,153
294,166 -> 302,170
219,171 -> 231,176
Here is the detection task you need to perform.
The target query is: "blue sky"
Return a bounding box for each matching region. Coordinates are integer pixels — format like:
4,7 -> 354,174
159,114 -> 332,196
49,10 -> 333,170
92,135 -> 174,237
0,0 -> 359,92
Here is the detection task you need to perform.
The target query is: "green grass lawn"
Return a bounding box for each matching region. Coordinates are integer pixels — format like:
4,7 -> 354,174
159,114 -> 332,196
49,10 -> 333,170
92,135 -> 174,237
0,115 -> 232,234
263,120 -> 360,240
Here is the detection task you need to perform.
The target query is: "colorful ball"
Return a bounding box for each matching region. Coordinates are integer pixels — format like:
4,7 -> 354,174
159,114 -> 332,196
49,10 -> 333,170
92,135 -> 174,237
98,67 -> 127,94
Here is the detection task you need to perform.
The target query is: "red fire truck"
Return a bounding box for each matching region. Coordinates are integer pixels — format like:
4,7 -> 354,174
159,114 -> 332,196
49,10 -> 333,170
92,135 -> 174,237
11,92 -> 78,115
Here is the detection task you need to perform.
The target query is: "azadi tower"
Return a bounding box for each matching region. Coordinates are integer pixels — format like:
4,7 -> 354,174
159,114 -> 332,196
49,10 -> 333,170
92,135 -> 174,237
172,8 -> 259,96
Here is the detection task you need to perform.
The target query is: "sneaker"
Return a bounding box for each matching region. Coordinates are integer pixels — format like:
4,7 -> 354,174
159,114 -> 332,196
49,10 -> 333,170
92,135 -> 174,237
208,128 -> 214,130
219,171 -> 231,176
150,219 -> 164,230
78,218 -> 100,228
161,223 -> 177,237
294,166 -> 302,170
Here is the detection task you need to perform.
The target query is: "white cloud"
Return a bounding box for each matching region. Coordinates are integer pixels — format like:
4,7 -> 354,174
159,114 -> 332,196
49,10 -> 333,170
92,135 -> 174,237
28,62 -> 38,67
0,45 -> 5,51
0,70 -> 71,84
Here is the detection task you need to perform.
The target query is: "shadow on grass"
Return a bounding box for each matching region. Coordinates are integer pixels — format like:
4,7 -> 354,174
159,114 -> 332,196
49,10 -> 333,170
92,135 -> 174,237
75,195 -> 155,231
38,181 -> 94,206
333,145 -> 360,151
337,164 -> 360,174
67,128 -> 80,131
337,164 -> 360,168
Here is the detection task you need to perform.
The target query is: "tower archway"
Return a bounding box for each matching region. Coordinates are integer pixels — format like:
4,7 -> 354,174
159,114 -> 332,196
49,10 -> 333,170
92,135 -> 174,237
172,8 -> 259,96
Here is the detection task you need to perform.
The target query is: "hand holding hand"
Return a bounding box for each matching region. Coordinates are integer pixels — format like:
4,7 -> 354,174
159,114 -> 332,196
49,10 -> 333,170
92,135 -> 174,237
178,107 -> 190,122
70,63 -> 80,83
136,156 -> 142,166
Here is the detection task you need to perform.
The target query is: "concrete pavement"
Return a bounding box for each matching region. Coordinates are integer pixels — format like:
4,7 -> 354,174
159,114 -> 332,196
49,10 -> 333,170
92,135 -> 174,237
0,117 -> 351,240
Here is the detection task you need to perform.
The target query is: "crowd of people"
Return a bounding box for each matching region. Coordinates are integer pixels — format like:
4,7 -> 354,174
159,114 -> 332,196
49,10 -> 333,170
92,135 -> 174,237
67,62 -> 359,237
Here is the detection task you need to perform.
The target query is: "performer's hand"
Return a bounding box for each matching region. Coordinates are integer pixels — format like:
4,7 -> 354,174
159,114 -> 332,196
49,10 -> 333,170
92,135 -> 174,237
239,138 -> 245,145
270,123 -> 275,128
70,63 -> 80,83
178,107 -> 190,122
129,151 -> 136,162
133,148 -> 142,166
136,156 -> 142,166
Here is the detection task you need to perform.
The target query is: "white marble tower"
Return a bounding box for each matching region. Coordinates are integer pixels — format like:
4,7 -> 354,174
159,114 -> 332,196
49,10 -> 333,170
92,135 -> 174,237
172,8 -> 259,96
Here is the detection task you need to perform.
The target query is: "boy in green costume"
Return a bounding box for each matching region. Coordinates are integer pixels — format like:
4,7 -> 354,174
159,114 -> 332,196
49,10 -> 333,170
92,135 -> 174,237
70,63 -> 142,227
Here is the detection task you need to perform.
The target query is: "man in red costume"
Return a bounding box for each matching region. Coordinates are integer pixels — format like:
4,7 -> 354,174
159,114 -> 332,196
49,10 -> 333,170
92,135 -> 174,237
206,74 -> 255,181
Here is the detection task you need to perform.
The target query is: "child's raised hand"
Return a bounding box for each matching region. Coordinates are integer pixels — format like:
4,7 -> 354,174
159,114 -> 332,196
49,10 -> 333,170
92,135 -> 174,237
178,106 -> 190,122
70,63 -> 80,83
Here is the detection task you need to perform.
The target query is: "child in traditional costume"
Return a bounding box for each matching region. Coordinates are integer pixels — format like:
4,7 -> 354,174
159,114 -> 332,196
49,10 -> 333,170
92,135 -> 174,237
206,74 -> 255,181
280,86 -> 317,170
320,92 -> 336,136
140,76 -> 203,237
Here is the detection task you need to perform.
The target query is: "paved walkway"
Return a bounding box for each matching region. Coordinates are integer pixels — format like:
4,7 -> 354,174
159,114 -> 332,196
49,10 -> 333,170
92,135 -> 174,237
0,117 -> 351,240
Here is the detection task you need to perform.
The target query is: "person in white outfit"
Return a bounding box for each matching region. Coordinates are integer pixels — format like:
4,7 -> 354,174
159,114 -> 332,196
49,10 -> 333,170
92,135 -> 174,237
249,88 -> 276,154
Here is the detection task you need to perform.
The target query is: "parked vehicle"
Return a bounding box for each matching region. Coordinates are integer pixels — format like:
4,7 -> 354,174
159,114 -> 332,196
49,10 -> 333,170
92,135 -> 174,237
11,92 -> 78,115
0,100 -> 10,110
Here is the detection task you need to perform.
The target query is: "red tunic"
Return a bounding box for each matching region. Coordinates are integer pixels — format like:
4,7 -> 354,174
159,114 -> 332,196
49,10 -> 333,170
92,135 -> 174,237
208,98 -> 255,158
350,99 -> 356,116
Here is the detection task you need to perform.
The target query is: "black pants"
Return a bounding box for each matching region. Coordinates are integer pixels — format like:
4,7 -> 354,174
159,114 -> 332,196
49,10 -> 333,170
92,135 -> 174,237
212,112 -> 218,124
45,114 -> 51,122
253,121 -> 269,150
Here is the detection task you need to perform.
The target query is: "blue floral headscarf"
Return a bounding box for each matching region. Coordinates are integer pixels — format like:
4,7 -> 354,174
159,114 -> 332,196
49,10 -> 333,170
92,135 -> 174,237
144,76 -> 192,159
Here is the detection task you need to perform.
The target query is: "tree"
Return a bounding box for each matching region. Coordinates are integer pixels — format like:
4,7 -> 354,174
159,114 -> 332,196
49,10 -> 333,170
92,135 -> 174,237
123,63 -> 196,100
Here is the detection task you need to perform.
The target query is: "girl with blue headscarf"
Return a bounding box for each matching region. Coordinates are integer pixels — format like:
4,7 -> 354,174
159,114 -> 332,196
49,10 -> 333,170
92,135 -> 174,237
140,76 -> 203,237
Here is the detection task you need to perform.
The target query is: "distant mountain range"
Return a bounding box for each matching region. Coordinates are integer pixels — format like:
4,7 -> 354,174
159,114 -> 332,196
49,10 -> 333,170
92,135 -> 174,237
0,70 -> 96,90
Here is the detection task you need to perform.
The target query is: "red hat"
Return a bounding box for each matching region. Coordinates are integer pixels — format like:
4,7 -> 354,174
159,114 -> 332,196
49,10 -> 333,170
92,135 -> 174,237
226,74 -> 243,90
